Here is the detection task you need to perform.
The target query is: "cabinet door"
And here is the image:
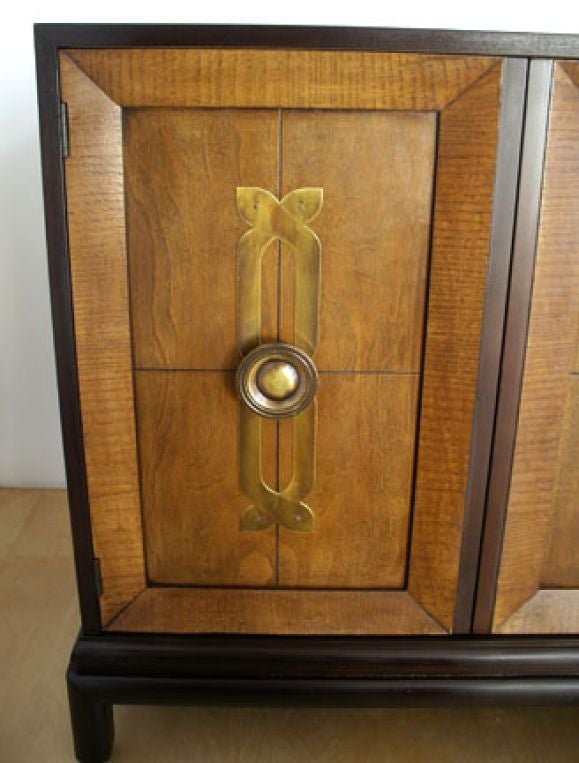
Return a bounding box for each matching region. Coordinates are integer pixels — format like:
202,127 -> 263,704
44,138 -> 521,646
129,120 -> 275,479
59,48 -> 516,635
481,61 -> 579,634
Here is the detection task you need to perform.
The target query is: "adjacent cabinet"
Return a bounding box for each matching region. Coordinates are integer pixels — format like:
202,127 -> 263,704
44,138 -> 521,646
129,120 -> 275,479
35,25 -> 579,763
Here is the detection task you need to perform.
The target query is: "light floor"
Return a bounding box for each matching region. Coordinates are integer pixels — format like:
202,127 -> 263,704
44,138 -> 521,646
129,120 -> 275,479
1,488 -> 578,762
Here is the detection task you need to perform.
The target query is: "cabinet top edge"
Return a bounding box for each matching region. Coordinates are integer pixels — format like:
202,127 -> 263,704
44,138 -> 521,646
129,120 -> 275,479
34,24 -> 579,60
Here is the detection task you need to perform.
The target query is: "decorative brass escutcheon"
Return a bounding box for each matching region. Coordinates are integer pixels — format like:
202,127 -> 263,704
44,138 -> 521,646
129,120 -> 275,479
236,187 -> 323,533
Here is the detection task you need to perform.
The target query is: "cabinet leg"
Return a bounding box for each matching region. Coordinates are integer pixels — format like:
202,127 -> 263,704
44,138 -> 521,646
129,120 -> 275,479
67,666 -> 114,763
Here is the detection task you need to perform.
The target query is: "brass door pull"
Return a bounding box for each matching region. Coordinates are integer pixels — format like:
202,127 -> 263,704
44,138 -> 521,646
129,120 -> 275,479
236,343 -> 317,419
236,187 -> 323,357
236,187 -> 323,532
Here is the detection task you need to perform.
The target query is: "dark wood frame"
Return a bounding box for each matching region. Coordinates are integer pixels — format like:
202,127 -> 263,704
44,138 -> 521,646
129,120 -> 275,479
68,633 -> 579,762
35,23 -> 579,763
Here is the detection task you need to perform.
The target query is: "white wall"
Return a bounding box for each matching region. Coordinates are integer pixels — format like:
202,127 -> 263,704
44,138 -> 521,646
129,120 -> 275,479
0,1 -> 576,487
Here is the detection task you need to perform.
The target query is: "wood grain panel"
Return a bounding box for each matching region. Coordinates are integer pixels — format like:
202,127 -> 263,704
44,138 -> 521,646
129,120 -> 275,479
279,110 -> 436,372
60,46 -> 507,634
107,588 -> 445,635
67,49 -> 496,110
136,372 -> 276,586
544,378 -> 579,585
124,109 -> 279,370
496,591 -> 579,635
408,63 -> 503,630
278,374 -> 419,588
59,54 -> 146,625
493,63 -> 579,631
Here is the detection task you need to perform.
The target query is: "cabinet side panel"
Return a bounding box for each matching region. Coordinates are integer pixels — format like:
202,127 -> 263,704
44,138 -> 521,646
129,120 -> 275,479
408,64 -> 502,630
494,63 -> 579,629
60,54 -> 146,624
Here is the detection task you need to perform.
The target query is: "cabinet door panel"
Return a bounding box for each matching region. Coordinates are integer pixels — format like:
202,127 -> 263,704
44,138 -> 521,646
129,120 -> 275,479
59,49 -> 513,634
491,61 -> 579,634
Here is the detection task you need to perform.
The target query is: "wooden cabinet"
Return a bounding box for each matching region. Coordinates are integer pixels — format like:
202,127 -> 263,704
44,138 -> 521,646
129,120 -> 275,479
58,47 -> 509,637
35,25 -> 579,763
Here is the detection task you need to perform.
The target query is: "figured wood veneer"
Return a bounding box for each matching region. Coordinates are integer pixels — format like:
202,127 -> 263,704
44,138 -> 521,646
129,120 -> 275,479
59,55 -> 146,625
108,588 -> 445,635
278,374 -> 419,588
497,591 -> 579,635
276,109 -> 434,588
66,49 -> 496,111
136,372 -> 277,586
124,109 -> 280,370
279,110 -> 436,372
59,47 -> 506,634
544,379 -> 579,585
127,105 -> 437,592
408,64 -> 502,630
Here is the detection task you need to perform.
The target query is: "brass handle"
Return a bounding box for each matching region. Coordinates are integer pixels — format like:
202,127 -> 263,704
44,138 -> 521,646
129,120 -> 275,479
235,186 -> 323,533
236,187 -> 322,356
236,343 -> 317,419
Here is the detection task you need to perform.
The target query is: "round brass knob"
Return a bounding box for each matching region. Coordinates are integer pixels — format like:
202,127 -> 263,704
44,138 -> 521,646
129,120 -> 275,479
256,361 -> 299,401
236,343 -> 317,418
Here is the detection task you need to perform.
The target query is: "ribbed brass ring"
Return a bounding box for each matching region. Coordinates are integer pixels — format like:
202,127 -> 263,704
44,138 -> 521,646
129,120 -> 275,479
236,343 -> 317,419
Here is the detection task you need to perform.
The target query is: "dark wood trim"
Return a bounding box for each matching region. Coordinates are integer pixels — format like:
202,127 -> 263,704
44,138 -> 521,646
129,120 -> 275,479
69,669 -> 579,710
72,633 -> 579,680
67,668 -> 114,763
66,632 -> 579,759
34,24 -> 579,58
67,639 -> 579,763
453,58 -> 528,633
35,25 -> 101,634
66,635 -> 579,763
473,60 -> 555,633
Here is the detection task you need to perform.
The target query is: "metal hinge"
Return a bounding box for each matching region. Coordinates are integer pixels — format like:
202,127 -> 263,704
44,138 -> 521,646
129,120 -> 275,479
93,557 -> 103,597
59,101 -> 69,158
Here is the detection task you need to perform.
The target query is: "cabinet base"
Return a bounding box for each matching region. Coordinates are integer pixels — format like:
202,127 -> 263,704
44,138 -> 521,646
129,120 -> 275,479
67,632 -> 579,762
